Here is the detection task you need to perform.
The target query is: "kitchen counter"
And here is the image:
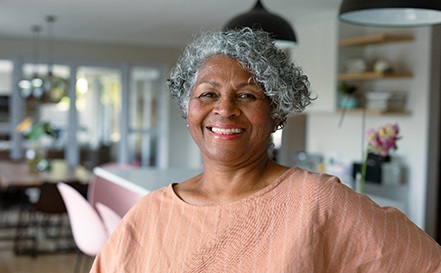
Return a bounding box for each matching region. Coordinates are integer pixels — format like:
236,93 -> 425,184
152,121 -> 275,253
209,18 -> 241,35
93,166 -> 202,195
94,166 -> 406,213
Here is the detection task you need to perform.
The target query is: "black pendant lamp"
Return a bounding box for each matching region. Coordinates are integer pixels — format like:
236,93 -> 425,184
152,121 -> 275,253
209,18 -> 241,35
224,0 -> 297,48
339,0 -> 441,27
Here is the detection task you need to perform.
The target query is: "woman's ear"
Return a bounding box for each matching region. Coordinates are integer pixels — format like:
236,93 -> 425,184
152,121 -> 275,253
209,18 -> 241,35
272,117 -> 286,132
272,119 -> 281,133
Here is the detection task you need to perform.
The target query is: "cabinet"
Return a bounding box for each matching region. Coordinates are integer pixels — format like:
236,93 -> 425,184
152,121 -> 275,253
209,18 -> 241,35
337,33 -> 414,115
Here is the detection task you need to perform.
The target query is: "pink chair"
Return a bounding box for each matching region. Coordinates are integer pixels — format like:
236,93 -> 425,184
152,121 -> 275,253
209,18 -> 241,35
87,163 -> 143,218
95,202 -> 121,235
57,182 -> 108,273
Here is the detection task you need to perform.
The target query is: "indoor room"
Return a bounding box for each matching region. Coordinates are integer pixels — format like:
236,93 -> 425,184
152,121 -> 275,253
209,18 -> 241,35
0,0 -> 440,272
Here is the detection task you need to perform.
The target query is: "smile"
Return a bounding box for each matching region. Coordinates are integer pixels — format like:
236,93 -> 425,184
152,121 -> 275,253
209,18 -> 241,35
207,127 -> 244,135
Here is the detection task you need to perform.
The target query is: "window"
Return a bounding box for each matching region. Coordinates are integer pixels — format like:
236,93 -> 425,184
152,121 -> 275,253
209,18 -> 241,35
127,67 -> 161,167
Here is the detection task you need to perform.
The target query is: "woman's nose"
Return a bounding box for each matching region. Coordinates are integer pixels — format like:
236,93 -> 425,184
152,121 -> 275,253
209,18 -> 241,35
212,95 -> 241,117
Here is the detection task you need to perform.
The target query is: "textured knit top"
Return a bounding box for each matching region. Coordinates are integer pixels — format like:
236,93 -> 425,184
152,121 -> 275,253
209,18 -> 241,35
90,167 -> 441,273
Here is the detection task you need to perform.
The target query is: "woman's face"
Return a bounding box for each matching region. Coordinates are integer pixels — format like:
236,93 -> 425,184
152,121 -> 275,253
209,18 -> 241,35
187,55 -> 276,164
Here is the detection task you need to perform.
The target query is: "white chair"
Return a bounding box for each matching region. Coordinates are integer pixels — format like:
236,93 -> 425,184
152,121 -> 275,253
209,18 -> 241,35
95,202 -> 121,235
57,182 -> 108,273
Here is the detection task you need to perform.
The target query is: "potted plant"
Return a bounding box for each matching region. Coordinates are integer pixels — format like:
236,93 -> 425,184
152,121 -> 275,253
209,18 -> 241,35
339,83 -> 359,109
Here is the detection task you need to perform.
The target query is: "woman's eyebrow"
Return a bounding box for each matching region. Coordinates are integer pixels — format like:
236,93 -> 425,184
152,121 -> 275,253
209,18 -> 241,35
236,81 -> 261,90
196,80 -> 219,87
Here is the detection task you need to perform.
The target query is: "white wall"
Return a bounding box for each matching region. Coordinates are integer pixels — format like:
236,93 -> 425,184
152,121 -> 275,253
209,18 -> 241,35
291,11 -> 338,113
289,12 -> 438,232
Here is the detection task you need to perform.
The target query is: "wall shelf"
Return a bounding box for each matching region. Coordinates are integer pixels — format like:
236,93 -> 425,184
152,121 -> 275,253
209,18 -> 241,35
339,33 -> 414,47
338,71 -> 413,81
337,108 -> 411,116
337,32 -> 414,116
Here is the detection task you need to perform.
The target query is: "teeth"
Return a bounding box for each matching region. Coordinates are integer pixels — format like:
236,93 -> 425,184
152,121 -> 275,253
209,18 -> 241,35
210,127 -> 243,134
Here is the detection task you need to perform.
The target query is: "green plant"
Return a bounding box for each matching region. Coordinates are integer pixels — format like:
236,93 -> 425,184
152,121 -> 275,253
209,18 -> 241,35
339,83 -> 357,95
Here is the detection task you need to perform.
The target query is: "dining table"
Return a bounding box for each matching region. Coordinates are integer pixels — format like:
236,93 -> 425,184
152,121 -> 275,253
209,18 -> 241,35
0,159 -> 90,189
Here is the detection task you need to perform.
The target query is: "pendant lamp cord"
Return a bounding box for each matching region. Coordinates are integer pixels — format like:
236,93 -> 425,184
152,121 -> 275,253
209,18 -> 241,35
46,15 -> 56,74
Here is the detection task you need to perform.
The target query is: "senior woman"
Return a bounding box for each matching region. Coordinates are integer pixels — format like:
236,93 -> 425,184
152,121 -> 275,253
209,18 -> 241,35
90,28 -> 440,272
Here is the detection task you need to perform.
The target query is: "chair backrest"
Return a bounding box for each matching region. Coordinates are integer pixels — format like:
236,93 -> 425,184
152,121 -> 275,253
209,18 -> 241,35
57,182 -> 108,256
95,202 -> 121,235
87,164 -> 143,217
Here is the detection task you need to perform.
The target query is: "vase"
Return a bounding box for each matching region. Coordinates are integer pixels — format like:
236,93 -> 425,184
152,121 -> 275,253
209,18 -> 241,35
354,172 -> 363,193
25,142 -> 49,172
338,95 -> 358,109
381,157 -> 402,186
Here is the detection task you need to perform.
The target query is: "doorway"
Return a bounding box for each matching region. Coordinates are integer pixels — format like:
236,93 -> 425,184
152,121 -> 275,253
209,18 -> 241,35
438,89 -> 441,244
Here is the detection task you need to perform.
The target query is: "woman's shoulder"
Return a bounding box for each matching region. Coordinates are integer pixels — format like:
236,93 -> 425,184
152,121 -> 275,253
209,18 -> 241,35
137,184 -> 175,205
125,184 -> 175,217
281,167 -> 343,190
279,167 -> 354,211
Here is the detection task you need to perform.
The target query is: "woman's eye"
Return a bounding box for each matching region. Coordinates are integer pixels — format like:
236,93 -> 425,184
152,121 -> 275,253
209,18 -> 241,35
237,93 -> 257,101
198,92 -> 218,100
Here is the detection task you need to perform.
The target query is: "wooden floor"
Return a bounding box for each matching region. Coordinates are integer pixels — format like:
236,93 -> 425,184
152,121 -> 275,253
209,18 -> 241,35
0,233 -> 95,273
0,250 -> 93,273
0,210 -> 94,273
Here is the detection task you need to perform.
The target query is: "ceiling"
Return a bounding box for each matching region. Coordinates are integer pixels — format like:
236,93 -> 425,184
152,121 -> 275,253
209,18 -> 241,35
0,0 -> 342,48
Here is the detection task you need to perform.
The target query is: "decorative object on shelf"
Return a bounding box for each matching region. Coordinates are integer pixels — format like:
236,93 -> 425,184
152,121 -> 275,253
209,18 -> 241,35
344,58 -> 367,73
339,0 -> 441,27
387,91 -> 407,111
16,117 -> 56,171
17,15 -> 68,104
365,91 -> 391,111
224,0 -> 297,49
338,83 -> 358,109
365,91 -> 408,112
337,83 -> 359,127
373,59 -> 393,74
358,123 -> 401,193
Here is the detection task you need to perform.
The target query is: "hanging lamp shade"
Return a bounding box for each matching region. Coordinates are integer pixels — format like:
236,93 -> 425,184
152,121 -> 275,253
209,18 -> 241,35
339,0 -> 441,27
42,15 -> 68,104
224,0 -> 297,48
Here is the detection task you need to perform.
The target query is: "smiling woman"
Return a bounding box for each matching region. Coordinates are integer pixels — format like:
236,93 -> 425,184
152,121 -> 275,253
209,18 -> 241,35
90,28 -> 441,273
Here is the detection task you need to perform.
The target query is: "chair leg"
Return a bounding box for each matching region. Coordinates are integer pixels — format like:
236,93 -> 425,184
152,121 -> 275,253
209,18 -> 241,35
14,206 -> 36,256
74,249 -> 84,273
73,250 -> 96,273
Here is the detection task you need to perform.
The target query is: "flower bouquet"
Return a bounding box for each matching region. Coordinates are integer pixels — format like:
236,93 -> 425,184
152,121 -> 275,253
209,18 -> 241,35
359,123 -> 401,193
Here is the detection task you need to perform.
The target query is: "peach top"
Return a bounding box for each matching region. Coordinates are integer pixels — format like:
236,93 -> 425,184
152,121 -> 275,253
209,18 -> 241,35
90,167 -> 441,272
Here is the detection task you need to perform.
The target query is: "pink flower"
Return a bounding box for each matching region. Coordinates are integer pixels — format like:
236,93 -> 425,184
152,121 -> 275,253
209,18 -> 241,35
366,123 -> 400,157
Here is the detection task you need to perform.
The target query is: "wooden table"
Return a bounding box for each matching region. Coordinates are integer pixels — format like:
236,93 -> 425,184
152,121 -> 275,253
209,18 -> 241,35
0,159 -> 90,189
0,159 -> 90,256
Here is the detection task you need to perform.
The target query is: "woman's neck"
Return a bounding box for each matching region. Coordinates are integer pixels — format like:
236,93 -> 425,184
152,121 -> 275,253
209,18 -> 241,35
174,157 -> 289,206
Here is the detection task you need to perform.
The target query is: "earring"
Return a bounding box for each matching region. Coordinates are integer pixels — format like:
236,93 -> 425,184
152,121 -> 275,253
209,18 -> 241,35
186,124 -> 189,128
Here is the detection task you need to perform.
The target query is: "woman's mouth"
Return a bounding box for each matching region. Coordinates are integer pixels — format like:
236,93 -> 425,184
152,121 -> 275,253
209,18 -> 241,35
207,126 -> 244,135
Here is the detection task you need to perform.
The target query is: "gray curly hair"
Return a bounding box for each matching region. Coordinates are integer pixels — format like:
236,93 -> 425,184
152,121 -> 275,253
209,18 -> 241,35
168,27 -> 314,129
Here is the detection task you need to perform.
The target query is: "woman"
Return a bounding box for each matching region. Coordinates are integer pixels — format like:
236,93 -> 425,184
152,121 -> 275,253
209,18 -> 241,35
90,28 -> 440,272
